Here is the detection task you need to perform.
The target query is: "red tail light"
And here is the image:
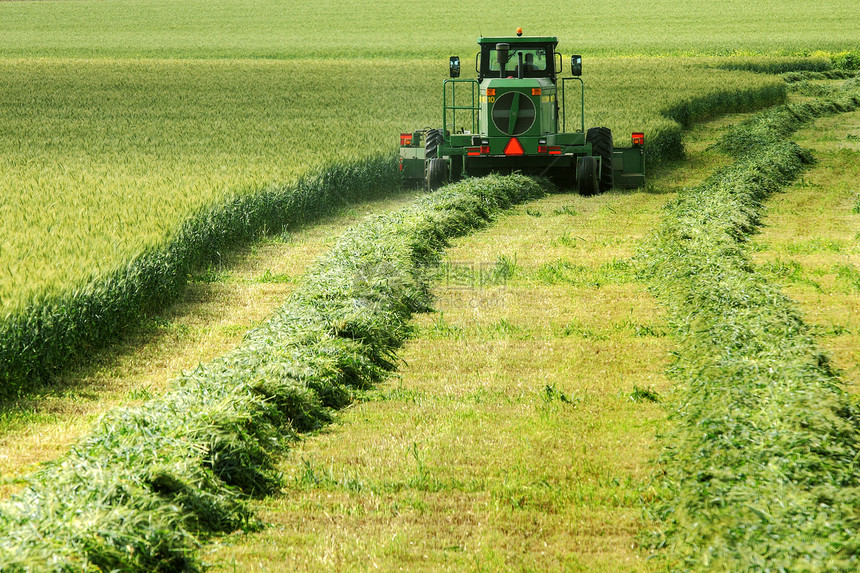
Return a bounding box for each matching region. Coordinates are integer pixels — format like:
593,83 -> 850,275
537,145 -> 562,155
400,133 -> 413,146
632,132 -> 645,146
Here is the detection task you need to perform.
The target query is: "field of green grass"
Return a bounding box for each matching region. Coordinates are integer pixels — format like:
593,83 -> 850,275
3,0 -> 856,315
0,57 -> 428,311
1,0 -> 859,570
3,1 -> 854,391
1,0 -> 857,59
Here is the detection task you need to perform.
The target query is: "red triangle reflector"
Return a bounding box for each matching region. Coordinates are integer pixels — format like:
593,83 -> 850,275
504,137 -> 525,156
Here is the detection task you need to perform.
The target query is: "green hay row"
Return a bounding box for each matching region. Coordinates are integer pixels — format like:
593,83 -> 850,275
0,156 -> 399,400
649,81 -> 787,165
640,79 -> 860,570
0,174 -> 546,572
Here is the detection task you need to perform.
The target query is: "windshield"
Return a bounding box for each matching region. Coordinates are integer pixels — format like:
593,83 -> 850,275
481,44 -> 555,80
490,48 -> 547,73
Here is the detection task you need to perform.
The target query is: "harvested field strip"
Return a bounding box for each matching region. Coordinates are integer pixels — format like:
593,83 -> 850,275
751,108 -> 860,393
207,187 -> 675,572
0,175 -> 545,571
0,156 -> 398,400
642,80 -> 860,569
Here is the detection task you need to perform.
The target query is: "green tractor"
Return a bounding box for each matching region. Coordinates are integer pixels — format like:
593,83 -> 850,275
399,30 -> 645,193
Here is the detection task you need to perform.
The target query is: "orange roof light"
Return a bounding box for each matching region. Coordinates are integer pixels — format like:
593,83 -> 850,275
516,27 -> 523,37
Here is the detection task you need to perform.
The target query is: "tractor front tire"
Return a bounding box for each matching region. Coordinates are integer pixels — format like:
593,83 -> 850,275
427,157 -> 449,191
586,127 -> 614,192
576,156 -> 598,196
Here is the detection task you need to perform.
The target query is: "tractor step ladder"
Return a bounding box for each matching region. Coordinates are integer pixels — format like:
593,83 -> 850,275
443,79 -> 480,135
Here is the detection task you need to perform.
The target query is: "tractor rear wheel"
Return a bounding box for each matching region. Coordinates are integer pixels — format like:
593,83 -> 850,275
586,127 -> 614,192
425,129 -> 444,159
576,155 -> 598,196
427,157 -> 448,191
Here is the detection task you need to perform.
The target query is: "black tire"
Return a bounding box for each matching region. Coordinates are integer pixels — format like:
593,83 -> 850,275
576,155 -> 598,196
426,157 -> 448,191
425,129 -> 444,159
586,127 -> 613,192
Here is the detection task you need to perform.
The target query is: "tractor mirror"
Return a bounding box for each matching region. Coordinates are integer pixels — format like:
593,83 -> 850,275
571,55 -> 582,76
449,56 -> 461,78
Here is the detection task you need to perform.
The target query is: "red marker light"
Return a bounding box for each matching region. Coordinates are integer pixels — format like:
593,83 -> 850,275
400,133 -> 412,146
632,132 -> 645,146
504,137 -> 525,156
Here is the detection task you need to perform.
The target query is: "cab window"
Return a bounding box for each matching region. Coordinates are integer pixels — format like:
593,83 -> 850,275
481,44 -> 554,80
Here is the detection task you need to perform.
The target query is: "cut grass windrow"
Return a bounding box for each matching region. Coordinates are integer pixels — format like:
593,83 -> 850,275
0,174 -> 545,572
0,156 -> 398,401
640,79 -> 860,570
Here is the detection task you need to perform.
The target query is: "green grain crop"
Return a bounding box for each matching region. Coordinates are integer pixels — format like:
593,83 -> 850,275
0,0 -> 857,59
0,57 -> 785,314
0,58 -> 429,312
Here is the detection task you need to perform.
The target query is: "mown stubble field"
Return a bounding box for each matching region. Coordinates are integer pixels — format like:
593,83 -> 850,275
202,117 -> 750,571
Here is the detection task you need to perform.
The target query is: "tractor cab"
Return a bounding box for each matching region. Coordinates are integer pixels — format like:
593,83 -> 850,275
477,37 -> 559,83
